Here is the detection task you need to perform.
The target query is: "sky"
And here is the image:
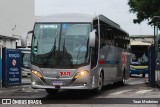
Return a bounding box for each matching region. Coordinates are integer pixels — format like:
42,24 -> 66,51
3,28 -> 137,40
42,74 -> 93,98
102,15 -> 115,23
35,0 -> 154,36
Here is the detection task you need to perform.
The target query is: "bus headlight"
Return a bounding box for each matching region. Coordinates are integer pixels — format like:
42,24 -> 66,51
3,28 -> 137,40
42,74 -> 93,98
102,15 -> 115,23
31,70 -> 43,78
74,70 -> 89,79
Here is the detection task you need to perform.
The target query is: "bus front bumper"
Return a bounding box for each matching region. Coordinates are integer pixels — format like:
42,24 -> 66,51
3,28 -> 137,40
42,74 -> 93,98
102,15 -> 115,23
31,84 -> 94,90
31,73 -> 95,90
130,69 -> 148,74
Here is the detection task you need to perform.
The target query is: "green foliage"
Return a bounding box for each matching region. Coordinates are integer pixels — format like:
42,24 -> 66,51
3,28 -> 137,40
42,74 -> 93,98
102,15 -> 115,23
128,0 -> 160,24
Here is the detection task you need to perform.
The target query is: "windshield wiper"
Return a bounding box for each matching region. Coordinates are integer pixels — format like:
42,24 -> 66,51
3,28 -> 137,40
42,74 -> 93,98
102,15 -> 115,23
84,39 -> 89,63
62,38 -> 74,67
49,38 -> 57,56
76,47 -> 82,65
43,38 -> 57,66
62,38 -> 67,56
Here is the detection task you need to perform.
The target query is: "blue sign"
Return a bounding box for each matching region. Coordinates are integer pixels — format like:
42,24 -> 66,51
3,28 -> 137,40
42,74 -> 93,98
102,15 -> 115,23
5,49 -> 21,86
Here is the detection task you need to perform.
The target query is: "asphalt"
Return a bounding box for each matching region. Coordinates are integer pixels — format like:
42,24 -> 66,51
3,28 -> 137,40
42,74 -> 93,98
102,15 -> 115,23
0,77 -> 31,93
21,77 -> 31,85
0,76 -> 159,107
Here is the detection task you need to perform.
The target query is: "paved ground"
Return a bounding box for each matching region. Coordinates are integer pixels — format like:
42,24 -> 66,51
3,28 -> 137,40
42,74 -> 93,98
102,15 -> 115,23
21,77 -> 31,85
0,75 -> 160,107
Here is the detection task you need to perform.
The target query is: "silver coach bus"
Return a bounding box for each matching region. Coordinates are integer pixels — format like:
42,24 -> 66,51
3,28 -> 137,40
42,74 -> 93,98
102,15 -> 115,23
21,13 -> 130,94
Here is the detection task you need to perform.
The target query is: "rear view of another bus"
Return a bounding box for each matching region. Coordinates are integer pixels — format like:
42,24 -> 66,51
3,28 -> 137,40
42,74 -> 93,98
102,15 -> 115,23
18,48 -> 31,77
130,41 -> 151,77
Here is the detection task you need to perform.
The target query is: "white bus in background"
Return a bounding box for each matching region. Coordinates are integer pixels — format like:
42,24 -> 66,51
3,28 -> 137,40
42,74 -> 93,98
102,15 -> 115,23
21,13 -> 130,94
18,48 -> 31,77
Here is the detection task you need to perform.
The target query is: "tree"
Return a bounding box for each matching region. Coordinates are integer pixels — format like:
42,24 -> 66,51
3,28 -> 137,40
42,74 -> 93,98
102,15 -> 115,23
128,0 -> 160,24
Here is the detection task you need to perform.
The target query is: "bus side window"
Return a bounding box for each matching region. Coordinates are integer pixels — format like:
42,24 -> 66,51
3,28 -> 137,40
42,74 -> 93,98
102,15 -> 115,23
100,25 -> 106,48
115,34 -> 118,47
118,30 -> 123,48
107,27 -> 114,46
115,31 -> 119,47
112,29 -> 117,47
127,40 -> 131,51
106,27 -> 111,46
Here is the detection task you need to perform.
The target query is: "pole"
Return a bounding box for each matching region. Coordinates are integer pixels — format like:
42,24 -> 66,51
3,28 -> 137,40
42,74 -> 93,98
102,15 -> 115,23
155,23 -> 159,59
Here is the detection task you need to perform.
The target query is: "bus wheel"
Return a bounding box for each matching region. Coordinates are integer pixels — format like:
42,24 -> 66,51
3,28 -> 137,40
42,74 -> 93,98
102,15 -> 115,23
142,73 -> 145,78
130,73 -> 132,77
119,73 -> 125,85
46,89 -> 59,95
94,72 -> 103,93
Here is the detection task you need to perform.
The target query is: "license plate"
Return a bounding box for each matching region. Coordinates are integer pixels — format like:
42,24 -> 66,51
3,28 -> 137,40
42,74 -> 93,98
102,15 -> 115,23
53,81 -> 63,86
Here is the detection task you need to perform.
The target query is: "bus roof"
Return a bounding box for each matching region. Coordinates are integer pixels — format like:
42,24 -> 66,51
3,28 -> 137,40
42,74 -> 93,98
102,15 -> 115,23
36,13 -> 94,23
131,41 -> 151,46
36,13 -> 128,35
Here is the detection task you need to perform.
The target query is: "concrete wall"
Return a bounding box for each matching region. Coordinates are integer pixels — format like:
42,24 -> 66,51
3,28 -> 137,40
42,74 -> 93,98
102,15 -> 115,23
5,39 -> 16,49
0,38 -> 16,49
0,0 -> 35,47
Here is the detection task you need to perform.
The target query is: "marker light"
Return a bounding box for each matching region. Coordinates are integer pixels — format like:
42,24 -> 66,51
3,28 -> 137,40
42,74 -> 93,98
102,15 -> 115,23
74,70 -> 89,79
32,70 -> 43,78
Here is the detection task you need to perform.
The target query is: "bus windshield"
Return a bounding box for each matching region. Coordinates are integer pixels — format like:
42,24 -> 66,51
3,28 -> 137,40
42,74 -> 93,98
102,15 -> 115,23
31,23 -> 91,68
130,46 -> 148,66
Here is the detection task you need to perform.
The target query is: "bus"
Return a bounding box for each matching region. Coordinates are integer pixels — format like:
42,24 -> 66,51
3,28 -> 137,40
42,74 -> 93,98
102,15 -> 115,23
130,41 -> 151,77
18,48 -> 31,77
21,13 -> 130,94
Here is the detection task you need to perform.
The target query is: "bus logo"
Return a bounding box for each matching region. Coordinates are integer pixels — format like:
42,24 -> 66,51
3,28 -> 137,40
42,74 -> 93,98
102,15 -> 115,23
12,59 -> 16,66
60,71 -> 71,77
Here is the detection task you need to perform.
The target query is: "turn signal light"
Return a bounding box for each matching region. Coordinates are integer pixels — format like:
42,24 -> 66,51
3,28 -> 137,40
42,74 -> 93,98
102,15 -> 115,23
31,70 -> 43,78
74,70 -> 89,79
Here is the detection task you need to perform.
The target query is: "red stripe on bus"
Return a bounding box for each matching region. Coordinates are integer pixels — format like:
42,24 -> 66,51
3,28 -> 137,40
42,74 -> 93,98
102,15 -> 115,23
99,60 -> 105,64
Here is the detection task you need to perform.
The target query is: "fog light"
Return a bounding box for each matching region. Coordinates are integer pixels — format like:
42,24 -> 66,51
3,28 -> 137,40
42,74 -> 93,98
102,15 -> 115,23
32,82 -> 36,85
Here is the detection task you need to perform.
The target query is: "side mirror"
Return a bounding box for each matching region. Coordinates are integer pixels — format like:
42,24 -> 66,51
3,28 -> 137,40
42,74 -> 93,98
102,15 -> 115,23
89,29 -> 96,48
21,30 -> 33,47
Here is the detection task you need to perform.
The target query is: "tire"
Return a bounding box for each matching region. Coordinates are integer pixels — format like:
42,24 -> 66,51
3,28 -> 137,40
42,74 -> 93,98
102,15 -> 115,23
94,72 -> 103,93
119,73 -> 125,85
130,73 -> 132,77
46,89 -> 59,95
142,73 -> 145,78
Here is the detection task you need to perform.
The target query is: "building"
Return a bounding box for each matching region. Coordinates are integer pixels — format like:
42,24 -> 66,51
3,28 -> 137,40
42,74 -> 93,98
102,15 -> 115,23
0,36 -> 18,49
130,35 -> 154,44
0,0 -> 34,87
0,0 -> 35,48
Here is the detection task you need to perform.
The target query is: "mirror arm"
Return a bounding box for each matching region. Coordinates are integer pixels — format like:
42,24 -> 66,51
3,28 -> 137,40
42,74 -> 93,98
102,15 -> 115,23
28,30 -> 33,34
